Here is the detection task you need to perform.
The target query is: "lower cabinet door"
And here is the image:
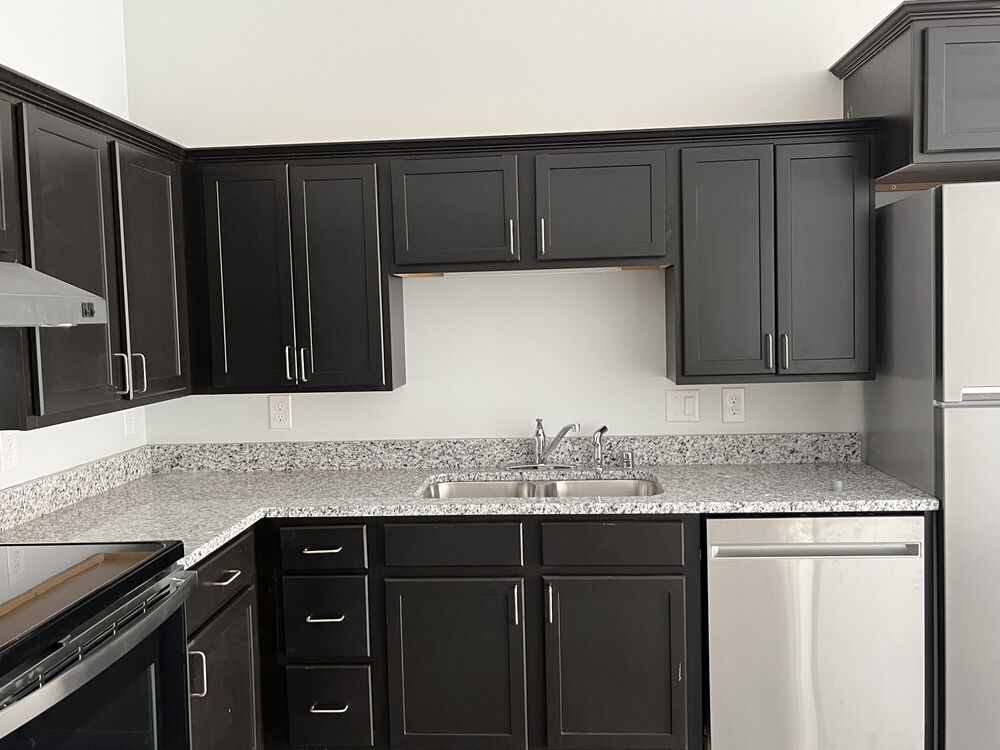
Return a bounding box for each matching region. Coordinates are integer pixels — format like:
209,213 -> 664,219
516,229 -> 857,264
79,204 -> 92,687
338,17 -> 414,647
188,585 -> 262,750
385,578 -> 527,750
286,665 -> 374,747
544,576 -> 687,749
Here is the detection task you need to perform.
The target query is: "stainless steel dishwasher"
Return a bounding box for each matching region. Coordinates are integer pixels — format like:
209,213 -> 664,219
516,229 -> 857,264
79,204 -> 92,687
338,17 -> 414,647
706,516 -> 925,750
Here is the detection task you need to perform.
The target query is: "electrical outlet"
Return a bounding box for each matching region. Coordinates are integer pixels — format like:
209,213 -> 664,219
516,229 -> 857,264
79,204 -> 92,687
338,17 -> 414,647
6,548 -> 25,586
722,388 -> 746,423
268,395 -> 293,430
124,410 -> 136,437
0,432 -> 19,472
665,390 -> 700,422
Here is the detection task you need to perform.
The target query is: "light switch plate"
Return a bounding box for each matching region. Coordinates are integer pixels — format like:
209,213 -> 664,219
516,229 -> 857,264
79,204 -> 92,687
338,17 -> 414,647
268,395 -> 292,429
665,389 -> 700,422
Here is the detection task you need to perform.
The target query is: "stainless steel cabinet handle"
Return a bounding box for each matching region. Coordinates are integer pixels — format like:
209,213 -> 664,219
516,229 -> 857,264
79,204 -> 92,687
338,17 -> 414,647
513,584 -> 519,626
310,704 -> 349,714
132,352 -> 148,394
205,569 -> 241,587
113,352 -> 132,396
285,345 -> 296,382
306,614 -> 346,623
711,542 -> 921,559
765,333 -> 774,369
509,218 -> 516,256
781,333 -> 790,369
189,650 -> 208,698
302,546 -> 343,555
299,347 -> 309,383
547,584 -> 554,624
539,217 -> 547,256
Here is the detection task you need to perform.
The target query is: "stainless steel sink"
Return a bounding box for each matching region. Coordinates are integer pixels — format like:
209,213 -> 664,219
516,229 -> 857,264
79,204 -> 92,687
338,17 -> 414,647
540,479 -> 662,497
422,481 -> 537,499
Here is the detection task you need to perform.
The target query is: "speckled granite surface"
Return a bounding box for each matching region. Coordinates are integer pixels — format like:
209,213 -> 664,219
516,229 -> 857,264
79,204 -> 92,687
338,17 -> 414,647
0,463 -> 937,568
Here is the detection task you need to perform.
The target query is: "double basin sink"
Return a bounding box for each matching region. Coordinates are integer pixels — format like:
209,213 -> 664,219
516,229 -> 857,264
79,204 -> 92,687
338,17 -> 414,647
423,478 -> 662,499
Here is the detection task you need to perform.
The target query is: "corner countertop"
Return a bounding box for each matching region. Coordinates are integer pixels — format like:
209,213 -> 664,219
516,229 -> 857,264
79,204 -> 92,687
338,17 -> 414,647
0,463 -> 937,568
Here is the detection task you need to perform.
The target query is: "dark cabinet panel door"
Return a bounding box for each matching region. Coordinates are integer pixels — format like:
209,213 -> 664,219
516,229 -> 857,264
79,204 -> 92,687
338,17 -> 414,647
289,163 -> 384,388
681,145 -> 776,377
536,150 -> 667,261
544,577 -> 687,749
385,578 -> 527,750
189,585 -> 262,750
0,96 -> 22,262
114,143 -> 187,399
775,142 -> 870,375
925,25 -> 1000,152
203,164 -> 296,389
22,106 -> 124,416
391,155 -> 519,265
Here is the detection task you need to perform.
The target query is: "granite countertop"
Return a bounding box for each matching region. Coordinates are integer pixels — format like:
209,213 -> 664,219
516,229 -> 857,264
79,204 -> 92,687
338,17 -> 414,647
0,463 -> 937,568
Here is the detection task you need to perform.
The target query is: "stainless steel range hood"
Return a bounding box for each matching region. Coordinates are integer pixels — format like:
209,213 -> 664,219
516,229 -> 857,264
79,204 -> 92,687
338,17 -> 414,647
0,262 -> 108,327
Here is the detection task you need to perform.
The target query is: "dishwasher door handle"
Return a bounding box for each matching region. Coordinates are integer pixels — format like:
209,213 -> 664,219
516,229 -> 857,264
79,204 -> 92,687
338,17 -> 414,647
711,542 -> 921,559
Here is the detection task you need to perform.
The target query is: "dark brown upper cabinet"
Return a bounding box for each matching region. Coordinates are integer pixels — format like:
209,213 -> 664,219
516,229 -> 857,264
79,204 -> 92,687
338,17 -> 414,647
113,143 -> 188,400
391,155 -> 519,266
544,576 -> 687,750
833,4 -> 1000,180
671,139 -> 872,384
775,141 -> 871,376
535,150 -> 667,261
680,144 -> 775,379
385,577 -> 527,750
0,94 -> 22,262
202,161 -> 402,393
204,164 -> 295,390
22,105 -> 125,417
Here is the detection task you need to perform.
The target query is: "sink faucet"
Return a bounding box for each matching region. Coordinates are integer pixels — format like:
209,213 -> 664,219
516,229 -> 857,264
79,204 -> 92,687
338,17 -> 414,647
592,425 -> 608,469
534,418 -> 580,465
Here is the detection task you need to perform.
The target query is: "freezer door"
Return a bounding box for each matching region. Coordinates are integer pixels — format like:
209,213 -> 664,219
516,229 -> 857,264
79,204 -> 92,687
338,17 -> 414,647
706,516 -> 925,750
943,407 -> 1000,749
941,183 -> 1000,403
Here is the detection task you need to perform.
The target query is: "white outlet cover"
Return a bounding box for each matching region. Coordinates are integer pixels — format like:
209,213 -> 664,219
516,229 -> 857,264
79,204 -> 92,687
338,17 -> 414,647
722,388 -> 746,423
268,395 -> 293,430
124,410 -> 136,437
665,390 -> 700,422
0,432 -> 19,472
6,547 -> 25,586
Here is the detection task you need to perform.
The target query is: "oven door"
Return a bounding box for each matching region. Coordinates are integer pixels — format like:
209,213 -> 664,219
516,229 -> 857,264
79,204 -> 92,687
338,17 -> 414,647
0,570 -> 195,750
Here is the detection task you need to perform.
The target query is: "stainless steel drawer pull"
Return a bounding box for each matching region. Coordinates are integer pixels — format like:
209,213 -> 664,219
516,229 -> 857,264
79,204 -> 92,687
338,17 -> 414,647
509,218 -> 516,256
299,347 -> 309,383
113,352 -> 132,396
285,345 -> 295,381
765,333 -> 774,369
206,569 -> 241,587
513,584 -> 519,626
133,352 -> 148,394
547,584 -> 554,623
306,614 -> 346,623
302,546 -> 343,555
310,703 -> 349,714
781,333 -> 790,369
540,217 -> 547,255
189,650 -> 208,698
711,542 -> 921,559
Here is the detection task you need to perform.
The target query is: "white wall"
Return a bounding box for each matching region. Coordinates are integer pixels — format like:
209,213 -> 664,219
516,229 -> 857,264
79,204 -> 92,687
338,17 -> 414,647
0,1 -> 141,488
0,0 -> 130,118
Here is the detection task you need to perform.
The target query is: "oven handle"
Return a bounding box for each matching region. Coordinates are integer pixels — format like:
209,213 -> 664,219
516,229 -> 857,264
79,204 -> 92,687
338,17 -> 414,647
0,570 -> 197,740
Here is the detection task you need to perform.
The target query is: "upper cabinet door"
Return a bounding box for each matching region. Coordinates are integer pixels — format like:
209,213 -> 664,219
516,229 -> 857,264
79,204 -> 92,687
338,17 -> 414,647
114,143 -> 188,399
681,145 -> 776,377
203,164 -> 296,389
775,142 -> 871,376
23,106 -> 124,416
535,150 -> 667,261
925,25 -> 1000,152
0,96 -> 22,262
289,163 -> 384,388
391,155 -> 519,266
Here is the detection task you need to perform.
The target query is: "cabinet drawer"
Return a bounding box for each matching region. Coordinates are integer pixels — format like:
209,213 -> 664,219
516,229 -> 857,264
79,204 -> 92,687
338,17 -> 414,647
283,576 -> 370,658
281,525 -> 368,570
287,665 -> 373,747
541,522 -> 685,566
187,532 -> 255,637
384,522 -> 523,567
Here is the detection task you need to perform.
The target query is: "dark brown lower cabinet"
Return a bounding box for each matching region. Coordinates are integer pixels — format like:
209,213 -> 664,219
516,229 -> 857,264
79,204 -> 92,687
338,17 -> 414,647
544,576 -> 687,749
385,578 -> 527,750
286,665 -> 374,747
188,585 -> 262,750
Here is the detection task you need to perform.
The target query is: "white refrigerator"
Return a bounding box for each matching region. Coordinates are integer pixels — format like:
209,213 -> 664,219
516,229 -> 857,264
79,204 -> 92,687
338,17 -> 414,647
867,182 -> 1000,749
